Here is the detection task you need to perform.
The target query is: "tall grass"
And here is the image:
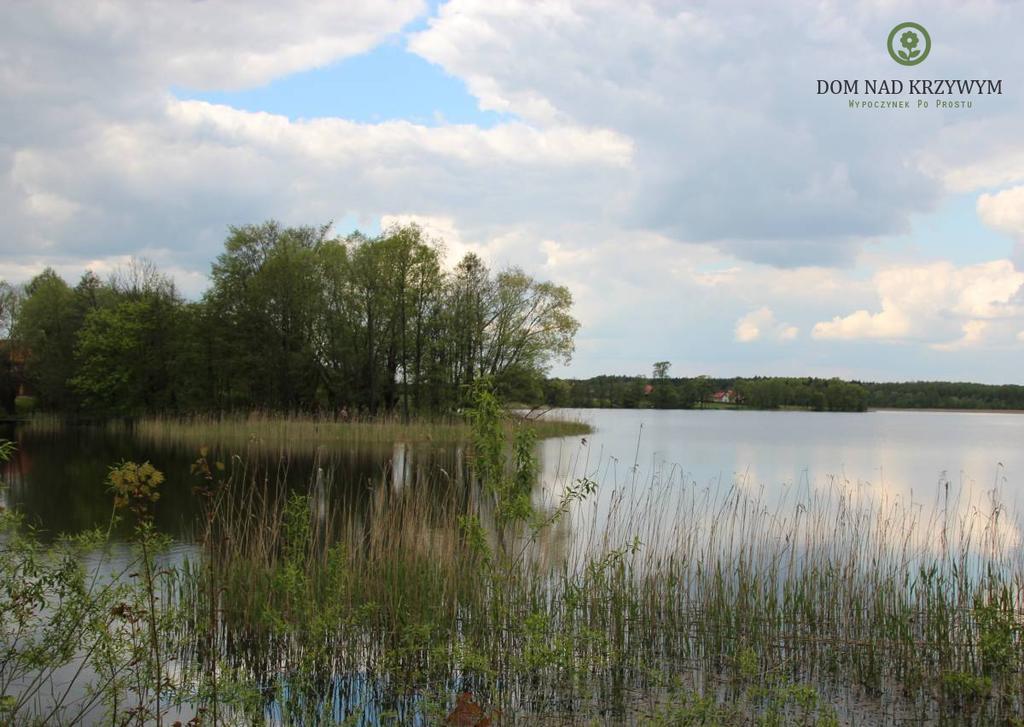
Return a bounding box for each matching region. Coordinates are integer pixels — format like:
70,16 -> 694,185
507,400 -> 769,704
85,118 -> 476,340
120,411 -> 590,454
15,412 -> 65,434
164,439 -> 1024,723
4,409 -> 1023,724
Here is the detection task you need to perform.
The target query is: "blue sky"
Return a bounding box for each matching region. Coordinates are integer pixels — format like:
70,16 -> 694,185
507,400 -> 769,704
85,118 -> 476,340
3,1 -> 1024,383
177,41 -> 509,128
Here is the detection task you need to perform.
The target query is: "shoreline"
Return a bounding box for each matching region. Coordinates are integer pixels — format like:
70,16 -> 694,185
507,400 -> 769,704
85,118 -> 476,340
544,405 -> 1024,415
868,406 -> 1024,414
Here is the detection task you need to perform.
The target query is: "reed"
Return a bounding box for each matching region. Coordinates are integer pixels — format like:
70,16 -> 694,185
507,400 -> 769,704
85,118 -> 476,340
162,442 -> 1024,724
16,411 -> 65,434
120,411 -> 590,454
4,410 -> 1023,724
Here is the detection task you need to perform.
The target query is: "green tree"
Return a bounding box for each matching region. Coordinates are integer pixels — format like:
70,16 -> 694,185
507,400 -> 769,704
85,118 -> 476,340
543,378 -> 572,407
0,280 -> 23,412
10,221 -> 583,417
12,269 -> 79,410
0,280 -> 20,339
72,300 -> 179,414
205,222 -> 328,410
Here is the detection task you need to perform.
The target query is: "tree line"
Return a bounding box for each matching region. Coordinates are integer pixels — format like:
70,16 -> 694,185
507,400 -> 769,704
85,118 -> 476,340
542,373 -> 870,412
0,222 -> 579,416
543,365 -> 1024,412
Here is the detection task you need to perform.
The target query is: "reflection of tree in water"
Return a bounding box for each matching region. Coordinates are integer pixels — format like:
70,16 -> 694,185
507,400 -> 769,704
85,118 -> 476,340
321,439 -> 577,575
6,425 -> 514,543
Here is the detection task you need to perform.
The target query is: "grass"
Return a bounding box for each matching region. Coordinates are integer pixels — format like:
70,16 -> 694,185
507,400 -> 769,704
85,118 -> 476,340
169,456 -> 1020,724
3,399 -> 1024,724
116,411 -> 591,454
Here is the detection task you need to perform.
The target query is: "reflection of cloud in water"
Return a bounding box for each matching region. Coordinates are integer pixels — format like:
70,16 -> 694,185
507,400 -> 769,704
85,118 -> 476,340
535,409 -> 1024,565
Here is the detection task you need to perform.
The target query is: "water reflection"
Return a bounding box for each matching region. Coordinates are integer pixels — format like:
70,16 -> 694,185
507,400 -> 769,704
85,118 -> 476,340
535,408 -> 1024,559
0,423 -> 471,543
4,409 -> 1024,552
4,410 -> 1024,724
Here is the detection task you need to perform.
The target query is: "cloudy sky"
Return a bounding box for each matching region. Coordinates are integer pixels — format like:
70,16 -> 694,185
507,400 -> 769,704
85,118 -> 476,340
3,0 -> 1024,383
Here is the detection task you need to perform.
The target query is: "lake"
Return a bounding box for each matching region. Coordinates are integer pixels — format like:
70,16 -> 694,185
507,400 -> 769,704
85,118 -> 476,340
3,407 -> 1022,546
3,407 -> 1024,724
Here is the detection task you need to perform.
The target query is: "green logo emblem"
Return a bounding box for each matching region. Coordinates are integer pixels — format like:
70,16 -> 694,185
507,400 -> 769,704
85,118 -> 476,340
888,22 -> 931,66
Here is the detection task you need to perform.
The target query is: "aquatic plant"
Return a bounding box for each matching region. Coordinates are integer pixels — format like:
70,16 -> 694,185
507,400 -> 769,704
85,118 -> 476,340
2,410 -> 1024,724
119,410 -> 590,455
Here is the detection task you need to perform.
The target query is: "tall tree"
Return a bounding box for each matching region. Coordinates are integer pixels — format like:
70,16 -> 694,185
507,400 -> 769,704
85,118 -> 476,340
205,222 -> 328,409
72,264 -> 182,414
12,269 -> 79,410
7,221 -> 583,416
484,269 -> 578,382
0,280 -> 24,412
0,280 -> 20,339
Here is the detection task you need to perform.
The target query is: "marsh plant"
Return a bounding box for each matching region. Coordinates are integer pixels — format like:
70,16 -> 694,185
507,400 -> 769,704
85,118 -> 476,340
2,387 -> 1024,724
0,441 -> 181,726
117,410 -> 590,456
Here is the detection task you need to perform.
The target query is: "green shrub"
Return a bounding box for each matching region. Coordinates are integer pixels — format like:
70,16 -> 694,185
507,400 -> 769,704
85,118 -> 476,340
13,395 -> 36,415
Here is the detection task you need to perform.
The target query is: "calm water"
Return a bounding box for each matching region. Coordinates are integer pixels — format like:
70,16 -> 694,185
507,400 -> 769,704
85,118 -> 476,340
3,408 -> 1023,543
541,407 -> 1022,497
3,408 -> 1023,724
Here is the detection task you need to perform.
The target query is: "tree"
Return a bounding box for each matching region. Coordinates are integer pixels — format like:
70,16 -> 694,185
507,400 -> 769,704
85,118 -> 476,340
72,285 -> 183,414
543,378 -> 572,407
205,222 -> 328,410
447,253 -> 493,399
12,269 -> 79,410
0,280 -> 23,412
653,361 -> 671,379
0,280 -> 21,339
484,269 -> 579,385
6,220 -> 584,416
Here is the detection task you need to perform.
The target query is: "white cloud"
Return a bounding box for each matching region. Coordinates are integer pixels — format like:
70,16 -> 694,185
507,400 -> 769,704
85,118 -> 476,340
812,308 -> 910,341
921,119 -> 1024,194
6,0 -> 1024,275
736,310 -> 767,342
932,320 -> 989,352
735,307 -> 798,343
4,0 -> 1024,381
410,0 -> 1024,266
6,1 -> 425,92
978,186 -> 1024,240
812,260 -> 1024,347
3,96 -> 632,271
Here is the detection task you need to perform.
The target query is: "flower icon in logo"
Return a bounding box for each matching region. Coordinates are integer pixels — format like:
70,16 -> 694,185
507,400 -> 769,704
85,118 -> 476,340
888,22 -> 931,66
900,31 -> 919,51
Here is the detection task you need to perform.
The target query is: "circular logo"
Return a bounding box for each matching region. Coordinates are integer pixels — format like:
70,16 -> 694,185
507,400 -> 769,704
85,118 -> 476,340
888,22 -> 931,66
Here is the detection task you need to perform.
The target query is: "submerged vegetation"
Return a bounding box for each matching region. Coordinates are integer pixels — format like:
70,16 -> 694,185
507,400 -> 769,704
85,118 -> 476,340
3,388 -> 1024,724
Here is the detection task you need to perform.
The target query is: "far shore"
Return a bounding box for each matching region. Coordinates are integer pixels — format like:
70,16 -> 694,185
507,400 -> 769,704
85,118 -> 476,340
868,406 -> 1024,414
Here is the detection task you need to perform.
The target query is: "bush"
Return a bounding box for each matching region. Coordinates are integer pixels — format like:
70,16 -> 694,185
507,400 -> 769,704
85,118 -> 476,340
14,395 -> 36,415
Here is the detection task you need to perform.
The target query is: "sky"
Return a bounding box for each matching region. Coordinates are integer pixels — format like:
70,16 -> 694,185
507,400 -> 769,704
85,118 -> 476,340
3,1 -> 1024,383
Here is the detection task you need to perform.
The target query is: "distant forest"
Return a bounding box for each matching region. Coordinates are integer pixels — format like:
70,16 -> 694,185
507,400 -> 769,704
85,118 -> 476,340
542,371 -> 1024,413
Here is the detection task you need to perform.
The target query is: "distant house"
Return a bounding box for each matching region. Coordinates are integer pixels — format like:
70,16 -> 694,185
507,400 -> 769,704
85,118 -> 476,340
643,384 -> 654,395
711,389 -> 737,404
